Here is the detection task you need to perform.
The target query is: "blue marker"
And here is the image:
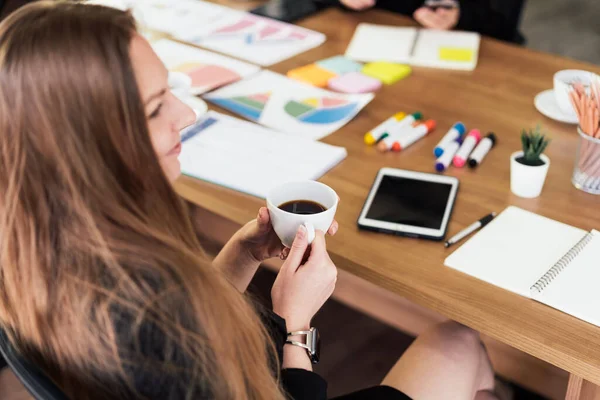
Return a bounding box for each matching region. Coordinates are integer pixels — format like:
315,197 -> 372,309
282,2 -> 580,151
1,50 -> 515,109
434,122 -> 466,158
435,140 -> 461,172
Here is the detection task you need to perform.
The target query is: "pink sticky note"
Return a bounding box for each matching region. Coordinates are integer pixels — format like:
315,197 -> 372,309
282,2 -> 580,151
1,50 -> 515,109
327,72 -> 382,94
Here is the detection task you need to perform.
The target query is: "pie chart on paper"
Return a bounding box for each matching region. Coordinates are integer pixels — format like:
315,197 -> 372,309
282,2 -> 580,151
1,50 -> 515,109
173,62 -> 242,94
284,97 -> 359,124
210,92 -> 271,121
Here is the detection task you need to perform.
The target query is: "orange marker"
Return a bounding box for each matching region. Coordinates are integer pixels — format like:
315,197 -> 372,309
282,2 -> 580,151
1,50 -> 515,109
392,120 -> 436,151
377,134 -> 401,152
377,120 -> 436,152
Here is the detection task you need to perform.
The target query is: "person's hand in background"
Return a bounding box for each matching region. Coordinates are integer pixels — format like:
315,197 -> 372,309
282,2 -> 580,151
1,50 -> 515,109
413,6 -> 460,30
340,0 -> 376,11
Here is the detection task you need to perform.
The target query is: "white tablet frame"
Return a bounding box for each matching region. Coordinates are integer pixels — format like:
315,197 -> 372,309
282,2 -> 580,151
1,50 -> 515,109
357,168 -> 459,240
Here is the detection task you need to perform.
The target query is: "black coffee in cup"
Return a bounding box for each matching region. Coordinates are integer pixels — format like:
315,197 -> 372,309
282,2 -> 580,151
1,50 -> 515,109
278,200 -> 326,215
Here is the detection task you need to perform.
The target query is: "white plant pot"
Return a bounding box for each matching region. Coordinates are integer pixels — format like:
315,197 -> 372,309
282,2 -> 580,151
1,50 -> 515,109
510,151 -> 550,198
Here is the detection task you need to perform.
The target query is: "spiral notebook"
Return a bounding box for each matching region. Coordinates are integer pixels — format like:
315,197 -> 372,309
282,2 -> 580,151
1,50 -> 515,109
445,206 -> 600,327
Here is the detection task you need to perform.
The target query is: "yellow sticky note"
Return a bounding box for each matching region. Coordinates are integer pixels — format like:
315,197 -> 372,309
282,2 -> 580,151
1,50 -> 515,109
439,47 -> 474,62
287,64 -> 337,88
361,62 -> 411,85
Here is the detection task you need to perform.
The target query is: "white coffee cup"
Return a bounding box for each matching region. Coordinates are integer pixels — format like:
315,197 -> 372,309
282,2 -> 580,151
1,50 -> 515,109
266,181 -> 338,248
554,70 -> 594,117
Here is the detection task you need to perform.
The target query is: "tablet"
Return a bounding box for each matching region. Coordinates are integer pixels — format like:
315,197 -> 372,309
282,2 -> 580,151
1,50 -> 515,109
357,168 -> 459,241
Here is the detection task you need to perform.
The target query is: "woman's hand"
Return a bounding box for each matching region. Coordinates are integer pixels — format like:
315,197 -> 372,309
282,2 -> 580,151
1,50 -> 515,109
271,226 -> 337,332
413,7 -> 460,30
238,207 -> 338,263
340,0 -> 375,11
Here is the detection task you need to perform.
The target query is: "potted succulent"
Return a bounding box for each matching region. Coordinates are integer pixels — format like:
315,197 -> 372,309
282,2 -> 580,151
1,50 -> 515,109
510,126 -> 551,198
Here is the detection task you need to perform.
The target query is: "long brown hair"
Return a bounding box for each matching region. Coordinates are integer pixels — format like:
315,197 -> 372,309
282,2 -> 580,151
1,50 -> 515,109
0,2 -> 284,399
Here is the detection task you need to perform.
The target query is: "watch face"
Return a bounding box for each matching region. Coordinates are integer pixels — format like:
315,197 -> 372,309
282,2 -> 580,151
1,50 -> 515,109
309,327 -> 320,364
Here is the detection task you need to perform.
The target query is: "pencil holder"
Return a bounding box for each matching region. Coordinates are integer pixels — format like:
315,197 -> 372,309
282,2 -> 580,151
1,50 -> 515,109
572,127 -> 600,195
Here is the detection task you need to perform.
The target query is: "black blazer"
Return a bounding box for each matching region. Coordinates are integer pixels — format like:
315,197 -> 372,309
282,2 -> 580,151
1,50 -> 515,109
0,327 -> 68,400
341,0 -> 524,43
0,313 -> 328,400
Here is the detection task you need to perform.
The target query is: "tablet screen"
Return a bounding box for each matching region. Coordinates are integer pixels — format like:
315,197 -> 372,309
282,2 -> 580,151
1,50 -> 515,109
365,175 -> 453,229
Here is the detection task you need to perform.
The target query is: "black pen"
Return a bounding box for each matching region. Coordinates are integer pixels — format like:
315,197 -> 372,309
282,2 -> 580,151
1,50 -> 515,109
445,212 -> 496,248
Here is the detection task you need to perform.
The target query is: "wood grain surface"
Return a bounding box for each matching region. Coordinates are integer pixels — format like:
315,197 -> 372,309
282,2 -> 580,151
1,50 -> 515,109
173,6 -> 600,387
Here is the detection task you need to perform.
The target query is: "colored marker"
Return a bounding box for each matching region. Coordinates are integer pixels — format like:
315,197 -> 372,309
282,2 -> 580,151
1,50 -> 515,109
364,112 -> 405,145
376,125 -> 421,152
377,134 -> 400,152
435,140 -> 461,172
453,129 -> 481,167
384,112 -> 423,137
391,120 -> 436,151
468,133 -> 497,168
377,125 -> 423,153
434,122 -> 466,157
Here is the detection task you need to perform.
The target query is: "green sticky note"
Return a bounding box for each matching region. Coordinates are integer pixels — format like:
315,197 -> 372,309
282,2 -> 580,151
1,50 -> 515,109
439,47 -> 474,62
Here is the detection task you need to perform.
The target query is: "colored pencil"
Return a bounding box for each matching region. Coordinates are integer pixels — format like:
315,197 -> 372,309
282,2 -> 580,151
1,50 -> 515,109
569,74 -> 600,191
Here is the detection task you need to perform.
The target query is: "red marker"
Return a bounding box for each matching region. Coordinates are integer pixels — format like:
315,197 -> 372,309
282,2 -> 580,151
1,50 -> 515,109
453,129 -> 481,168
392,120 -> 436,151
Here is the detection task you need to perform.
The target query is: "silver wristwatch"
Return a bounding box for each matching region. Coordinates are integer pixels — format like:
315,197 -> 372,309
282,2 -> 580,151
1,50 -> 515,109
286,327 -> 321,364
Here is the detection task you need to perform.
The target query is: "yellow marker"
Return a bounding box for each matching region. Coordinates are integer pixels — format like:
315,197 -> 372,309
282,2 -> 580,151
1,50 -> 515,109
364,112 -> 405,145
439,47 -> 474,62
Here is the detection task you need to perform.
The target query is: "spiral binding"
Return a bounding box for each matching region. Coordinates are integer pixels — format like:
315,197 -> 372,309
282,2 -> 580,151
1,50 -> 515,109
529,233 -> 594,295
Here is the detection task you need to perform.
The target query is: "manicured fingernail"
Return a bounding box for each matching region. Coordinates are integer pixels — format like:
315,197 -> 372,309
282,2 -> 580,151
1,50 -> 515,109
332,225 -> 338,235
297,225 -> 306,238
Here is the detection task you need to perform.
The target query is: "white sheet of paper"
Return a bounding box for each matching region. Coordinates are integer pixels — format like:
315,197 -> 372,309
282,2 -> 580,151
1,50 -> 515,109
174,11 -> 326,66
345,23 -> 417,63
152,39 -> 260,95
204,71 -> 374,140
130,0 -> 229,36
179,111 -> 347,198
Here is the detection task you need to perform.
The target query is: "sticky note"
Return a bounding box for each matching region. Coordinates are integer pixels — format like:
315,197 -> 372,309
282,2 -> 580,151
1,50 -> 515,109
317,55 -> 363,75
361,62 -> 411,85
287,64 -> 337,88
328,72 -> 382,94
439,47 -> 474,62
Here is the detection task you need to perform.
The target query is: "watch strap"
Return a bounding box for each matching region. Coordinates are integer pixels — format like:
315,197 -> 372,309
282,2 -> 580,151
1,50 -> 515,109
285,339 -> 311,351
287,330 -> 311,336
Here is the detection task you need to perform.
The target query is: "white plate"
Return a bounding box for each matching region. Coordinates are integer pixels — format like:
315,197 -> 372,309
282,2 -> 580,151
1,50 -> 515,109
534,89 -> 578,124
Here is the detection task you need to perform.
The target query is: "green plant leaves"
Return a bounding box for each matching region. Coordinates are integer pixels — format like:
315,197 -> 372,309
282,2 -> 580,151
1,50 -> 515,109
520,125 -> 551,166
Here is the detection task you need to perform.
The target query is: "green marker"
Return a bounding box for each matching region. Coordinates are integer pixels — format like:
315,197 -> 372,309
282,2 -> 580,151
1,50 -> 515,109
364,112 -> 405,145
382,112 -> 423,138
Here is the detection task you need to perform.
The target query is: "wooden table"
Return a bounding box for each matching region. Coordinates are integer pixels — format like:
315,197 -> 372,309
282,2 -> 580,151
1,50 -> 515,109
172,6 -> 600,400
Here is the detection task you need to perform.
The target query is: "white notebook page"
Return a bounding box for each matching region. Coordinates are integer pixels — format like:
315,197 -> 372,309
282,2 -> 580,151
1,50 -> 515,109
345,24 -> 417,63
445,207 -> 587,298
537,231 -> 600,327
179,111 -> 347,198
411,29 -> 480,71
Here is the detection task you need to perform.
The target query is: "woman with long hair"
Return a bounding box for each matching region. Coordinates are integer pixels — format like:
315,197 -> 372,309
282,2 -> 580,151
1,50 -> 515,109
0,2 -> 501,399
